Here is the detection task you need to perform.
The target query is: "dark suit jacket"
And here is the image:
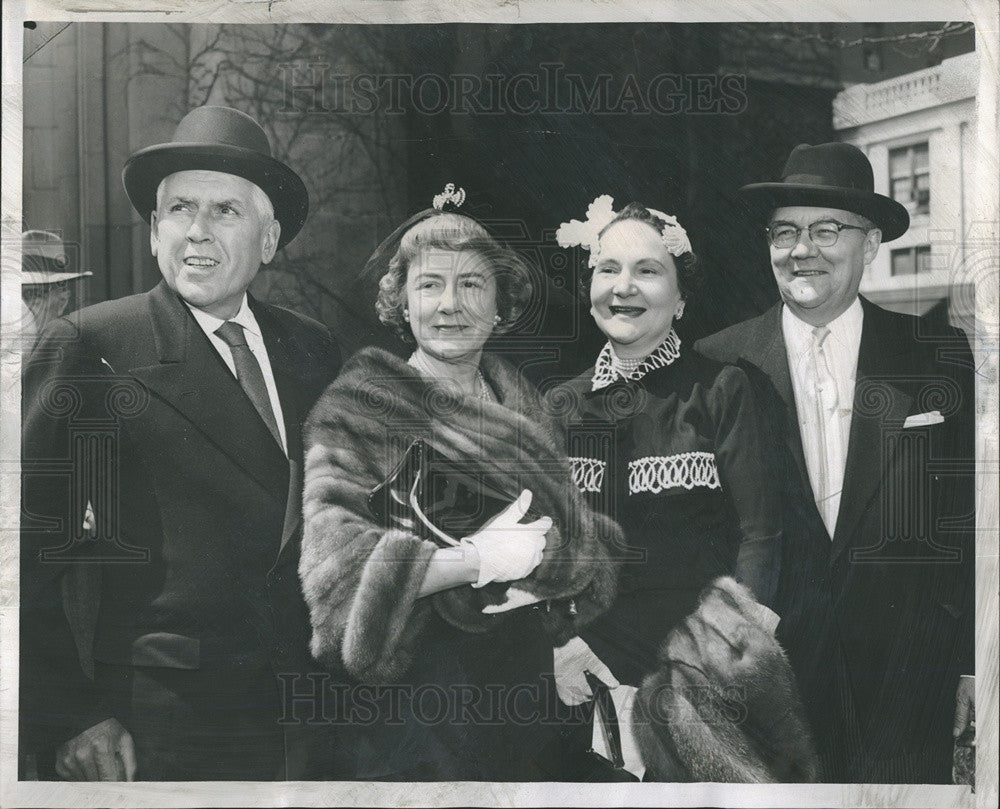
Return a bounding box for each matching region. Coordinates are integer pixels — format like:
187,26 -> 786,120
20,280 -> 340,775
696,297 -> 975,783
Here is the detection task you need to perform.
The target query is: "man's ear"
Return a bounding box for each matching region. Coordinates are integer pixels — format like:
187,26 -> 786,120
863,227 -> 882,265
261,219 -> 280,265
150,211 -> 159,257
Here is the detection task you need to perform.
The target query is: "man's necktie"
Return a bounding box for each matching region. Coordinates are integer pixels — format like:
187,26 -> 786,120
811,326 -> 839,414
215,320 -> 283,449
811,326 -> 839,537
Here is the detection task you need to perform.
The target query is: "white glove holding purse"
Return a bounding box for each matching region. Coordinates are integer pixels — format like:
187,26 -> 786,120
461,489 -> 550,588
554,635 -> 620,705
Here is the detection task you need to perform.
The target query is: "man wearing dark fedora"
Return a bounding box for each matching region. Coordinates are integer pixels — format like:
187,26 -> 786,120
21,106 -> 341,780
697,142 -> 975,783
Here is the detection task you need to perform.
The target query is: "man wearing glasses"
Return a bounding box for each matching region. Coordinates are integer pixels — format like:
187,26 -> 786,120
697,142 -> 975,783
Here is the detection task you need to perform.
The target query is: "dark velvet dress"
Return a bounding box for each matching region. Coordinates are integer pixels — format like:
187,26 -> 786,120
553,335 -> 782,686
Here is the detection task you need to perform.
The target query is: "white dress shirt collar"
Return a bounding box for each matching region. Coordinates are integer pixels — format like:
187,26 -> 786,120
183,294 -> 288,455
782,297 -> 863,357
184,294 -> 261,340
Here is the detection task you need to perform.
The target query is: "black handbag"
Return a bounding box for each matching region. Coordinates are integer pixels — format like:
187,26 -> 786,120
368,438 -> 526,548
561,671 -> 641,782
585,670 -> 627,771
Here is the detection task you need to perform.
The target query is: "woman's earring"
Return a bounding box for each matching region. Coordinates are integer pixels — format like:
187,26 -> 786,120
675,301 -> 685,321
403,309 -> 410,323
493,314 -> 502,325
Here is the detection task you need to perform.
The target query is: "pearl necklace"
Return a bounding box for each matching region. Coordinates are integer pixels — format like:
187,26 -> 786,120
591,330 -> 683,391
610,352 -> 644,377
408,352 -> 495,402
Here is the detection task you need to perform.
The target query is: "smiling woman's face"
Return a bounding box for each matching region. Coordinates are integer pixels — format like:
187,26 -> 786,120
590,219 -> 682,359
406,248 -> 498,363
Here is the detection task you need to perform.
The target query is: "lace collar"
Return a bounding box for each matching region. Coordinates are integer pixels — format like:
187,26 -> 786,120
591,330 -> 682,391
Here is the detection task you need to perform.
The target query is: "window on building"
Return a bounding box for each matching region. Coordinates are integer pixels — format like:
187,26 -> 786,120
889,142 -> 930,215
864,50 -> 882,72
891,244 -> 932,276
862,22 -> 883,73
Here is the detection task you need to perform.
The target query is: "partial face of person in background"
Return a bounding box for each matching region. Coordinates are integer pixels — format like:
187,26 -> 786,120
768,206 -> 881,328
151,170 -> 280,320
590,219 -> 682,359
405,248 -> 499,364
21,282 -> 71,334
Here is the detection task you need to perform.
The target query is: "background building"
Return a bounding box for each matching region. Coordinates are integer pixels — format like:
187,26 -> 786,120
834,50 -> 979,332
21,21 -> 978,376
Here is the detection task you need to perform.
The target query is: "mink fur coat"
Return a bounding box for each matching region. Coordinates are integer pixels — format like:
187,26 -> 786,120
300,347 -> 621,684
633,577 -> 820,782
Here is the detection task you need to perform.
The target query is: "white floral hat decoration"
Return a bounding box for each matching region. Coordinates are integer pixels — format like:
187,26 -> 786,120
556,195 -> 692,267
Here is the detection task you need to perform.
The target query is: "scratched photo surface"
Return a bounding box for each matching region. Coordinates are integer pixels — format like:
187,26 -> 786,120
3,6 -> 997,809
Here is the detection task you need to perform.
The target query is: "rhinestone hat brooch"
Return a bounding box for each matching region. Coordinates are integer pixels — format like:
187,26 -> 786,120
432,183 -> 467,211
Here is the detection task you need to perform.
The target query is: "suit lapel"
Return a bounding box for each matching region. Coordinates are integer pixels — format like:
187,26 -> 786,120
741,304 -> 814,502
251,298 -> 315,558
129,282 -> 289,500
830,299 -> 914,562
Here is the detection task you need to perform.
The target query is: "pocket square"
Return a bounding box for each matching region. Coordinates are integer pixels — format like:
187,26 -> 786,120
904,410 -> 944,428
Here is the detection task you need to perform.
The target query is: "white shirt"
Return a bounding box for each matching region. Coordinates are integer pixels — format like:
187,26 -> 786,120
185,295 -> 288,455
782,298 -> 863,538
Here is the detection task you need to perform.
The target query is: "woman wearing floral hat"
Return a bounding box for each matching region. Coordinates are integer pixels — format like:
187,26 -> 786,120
550,197 -> 783,694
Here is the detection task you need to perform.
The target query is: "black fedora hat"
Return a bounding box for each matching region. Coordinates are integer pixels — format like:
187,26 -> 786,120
739,142 -> 909,242
122,106 -> 308,249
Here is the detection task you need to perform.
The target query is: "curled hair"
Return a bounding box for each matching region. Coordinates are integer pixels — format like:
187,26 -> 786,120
375,212 -> 533,344
587,202 -> 701,301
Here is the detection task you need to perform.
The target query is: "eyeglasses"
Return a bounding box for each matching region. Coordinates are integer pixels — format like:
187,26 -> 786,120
765,220 -> 869,249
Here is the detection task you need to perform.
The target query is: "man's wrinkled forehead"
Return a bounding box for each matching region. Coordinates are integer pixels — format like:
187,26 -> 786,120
156,170 -> 274,218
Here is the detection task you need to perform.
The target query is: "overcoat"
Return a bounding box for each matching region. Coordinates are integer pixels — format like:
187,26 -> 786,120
20,280 -> 340,779
696,297 -> 975,783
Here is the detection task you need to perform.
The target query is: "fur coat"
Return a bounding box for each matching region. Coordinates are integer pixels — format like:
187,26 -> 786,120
633,577 -> 820,783
300,347 -> 621,683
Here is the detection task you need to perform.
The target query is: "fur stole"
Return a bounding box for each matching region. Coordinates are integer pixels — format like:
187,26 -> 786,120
633,577 -> 819,783
300,347 -> 620,683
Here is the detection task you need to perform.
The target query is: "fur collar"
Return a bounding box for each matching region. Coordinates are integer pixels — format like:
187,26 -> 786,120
301,347 -> 620,681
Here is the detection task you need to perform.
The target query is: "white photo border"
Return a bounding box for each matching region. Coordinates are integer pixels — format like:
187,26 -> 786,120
2,1 -> 996,807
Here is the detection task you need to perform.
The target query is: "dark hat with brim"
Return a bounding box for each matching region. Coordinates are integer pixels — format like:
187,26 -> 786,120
739,142 -> 909,242
122,106 -> 308,249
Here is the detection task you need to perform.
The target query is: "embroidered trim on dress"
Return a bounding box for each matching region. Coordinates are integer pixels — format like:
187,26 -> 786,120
628,451 -> 720,494
591,330 -> 682,391
568,457 -> 607,493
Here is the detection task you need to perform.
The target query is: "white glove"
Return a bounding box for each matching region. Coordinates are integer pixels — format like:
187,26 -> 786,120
461,489 -> 549,588
553,636 -> 619,706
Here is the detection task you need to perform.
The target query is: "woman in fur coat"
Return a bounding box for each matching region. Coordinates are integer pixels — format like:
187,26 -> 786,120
300,189 -> 620,781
